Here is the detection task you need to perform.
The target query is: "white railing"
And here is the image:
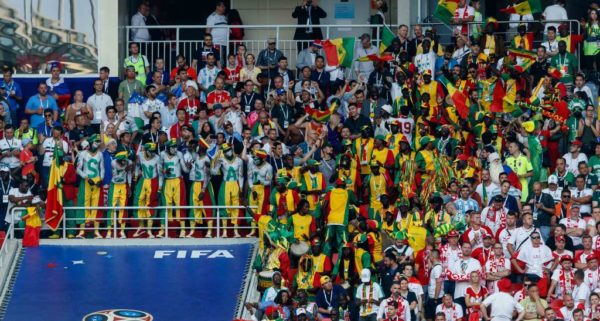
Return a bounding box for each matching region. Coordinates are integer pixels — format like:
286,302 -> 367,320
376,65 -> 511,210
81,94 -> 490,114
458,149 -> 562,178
9,205 -> 258,239
124,20 -> 581,74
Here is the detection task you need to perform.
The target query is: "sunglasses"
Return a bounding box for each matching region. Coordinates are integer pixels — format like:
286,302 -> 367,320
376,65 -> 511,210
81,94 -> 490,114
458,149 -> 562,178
562,195 -> 571,198
531,236 -> 541,239
44,114 -> 52,118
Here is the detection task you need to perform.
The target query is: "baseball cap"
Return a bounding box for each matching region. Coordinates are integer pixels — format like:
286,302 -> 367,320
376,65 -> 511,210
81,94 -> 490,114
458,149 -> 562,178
0,165 -> 9,172
381,104 -> 392,114
360,268 -> 371,283
548,175 -> 558,185
276,88 -> 286,96
296,308 -> 307,316
320,275 -> 331,285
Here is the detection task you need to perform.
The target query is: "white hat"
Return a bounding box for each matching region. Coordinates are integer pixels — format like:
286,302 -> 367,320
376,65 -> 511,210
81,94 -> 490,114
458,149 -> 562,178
0,165 -> 9,172
381,104 -> 392,115
185,80 -> 198,90
360,268 -> 371,283
296,308 -> 307,316
548,175 -> 558,185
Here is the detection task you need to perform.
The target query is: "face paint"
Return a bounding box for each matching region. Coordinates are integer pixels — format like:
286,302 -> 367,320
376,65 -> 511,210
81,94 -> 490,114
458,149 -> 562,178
91,142 -> 100,150
253,158 -> 262,166
225,150 -> 233,158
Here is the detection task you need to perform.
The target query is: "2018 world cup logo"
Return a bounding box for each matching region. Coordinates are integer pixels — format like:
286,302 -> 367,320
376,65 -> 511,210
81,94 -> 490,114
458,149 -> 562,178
82,309 -> 153,321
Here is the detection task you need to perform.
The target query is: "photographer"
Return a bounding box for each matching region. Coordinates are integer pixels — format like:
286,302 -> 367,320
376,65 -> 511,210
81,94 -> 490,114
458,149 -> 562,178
292,0 -> 327,54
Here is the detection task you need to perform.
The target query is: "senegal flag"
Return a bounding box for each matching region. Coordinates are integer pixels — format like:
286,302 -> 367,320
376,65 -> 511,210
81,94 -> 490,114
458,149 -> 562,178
45,146 -> 64,231
499,0 -> 542,15
323,38 -> 355,68
438,76 -> 469,119
379,25 -> 395,54
434,0 -> 459,25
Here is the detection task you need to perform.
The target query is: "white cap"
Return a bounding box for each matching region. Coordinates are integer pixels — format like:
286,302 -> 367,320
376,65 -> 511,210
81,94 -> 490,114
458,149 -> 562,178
185,80 -> 198,90
548,175 -> 558,185
381,104 -> 392,115
360,268 -> 371,283
296,308 -> 307,316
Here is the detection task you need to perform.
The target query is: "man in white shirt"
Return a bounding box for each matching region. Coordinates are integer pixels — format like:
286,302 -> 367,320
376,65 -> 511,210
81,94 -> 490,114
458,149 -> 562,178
481,278 -> 525,321
563,141 -> 587,176
542,0 -> 568,34
560,206 -> 587,247
508,0 -> 534,30
543,175 -> 562,204
451,0 -> 474,37
130,2 -> 150,42
446,242 -> 482,306
435,294 -> 464,321
573,74 -> 594,106
0,125 -> 21,170
573,269 -> 591,310
559,294 -> 577,321
476,169 -> 498,207
570,176 -> 593,216
87,79 -> 114,125
206,1 -> 228,59
377,282 -> 411,321
542,26 -> 560,58
353,33 -> 378,80
140,85 -> 165,127
355,269 -> 384,319
515,231 -> 554,278
414,38 -> 436,76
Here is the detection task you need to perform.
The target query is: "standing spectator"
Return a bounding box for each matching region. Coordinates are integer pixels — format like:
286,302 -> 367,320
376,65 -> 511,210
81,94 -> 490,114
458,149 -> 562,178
206,1 -> 228,62
0,68 -> 22,126
480,278 -> 525,321
130,1 -> 150,42
24,83 -> 58,129
45,64 -> 71,112
451,0 -> 474,38
146,58 -> 169,86
99,66 -> 119,102
124,42 -> 150,85
527,182 -> 556,241
551,40 -> 578,86
257,38 -> 284,77
583,9 -> 600,71
198,53 -> 221,104
39,126 -> 69,188
542,0 -> 568,34
296,41 -> 321,71
192,33 -> 221,73
169,55 -> 198,82
0,125 -> 21,176
355,268 -> 384,321
87,80 -> 114,131
118,66 -> 144,108
292,0 -> 327,53
64,90 -> 93,130
507,0 -> 534,37
353,34 -> 378,81
542,27 -> 560,58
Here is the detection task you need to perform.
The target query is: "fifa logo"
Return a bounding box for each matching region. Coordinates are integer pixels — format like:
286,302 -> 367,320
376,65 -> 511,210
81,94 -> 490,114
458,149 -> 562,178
83,309 -> 153,320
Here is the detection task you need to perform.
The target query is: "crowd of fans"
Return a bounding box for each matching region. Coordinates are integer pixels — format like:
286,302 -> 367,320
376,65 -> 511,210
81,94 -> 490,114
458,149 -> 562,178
3,0 -> 600,321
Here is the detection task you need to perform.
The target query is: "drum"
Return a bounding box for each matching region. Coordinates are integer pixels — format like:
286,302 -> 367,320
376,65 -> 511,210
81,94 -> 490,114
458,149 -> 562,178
290,242 -> 309,257
257,271 -> 274,292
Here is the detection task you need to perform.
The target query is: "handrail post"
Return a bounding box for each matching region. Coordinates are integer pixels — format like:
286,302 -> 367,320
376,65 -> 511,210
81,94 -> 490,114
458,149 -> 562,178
62,209 -> 66,239
113,208 -> 117,239
164,208 -> 169,239
216,207 -> 221,238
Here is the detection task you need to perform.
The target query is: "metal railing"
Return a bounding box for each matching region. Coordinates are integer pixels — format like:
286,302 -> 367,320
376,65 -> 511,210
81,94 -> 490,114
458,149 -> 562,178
124,20 -> 581,74
9,205 -> 258,239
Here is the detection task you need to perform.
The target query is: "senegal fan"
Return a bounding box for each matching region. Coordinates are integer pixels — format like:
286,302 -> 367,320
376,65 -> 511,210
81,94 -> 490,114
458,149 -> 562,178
75,134 -> 104,239
160,139 -> 189,238
247,149 -> 272,238
133,142 -> 162,238
211,142 -> 244,238
188,138 -> 215,238
107,151 -> 130,239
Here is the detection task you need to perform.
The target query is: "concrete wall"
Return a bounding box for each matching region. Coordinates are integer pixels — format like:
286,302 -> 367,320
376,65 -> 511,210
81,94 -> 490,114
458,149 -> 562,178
97,0 -> 121,75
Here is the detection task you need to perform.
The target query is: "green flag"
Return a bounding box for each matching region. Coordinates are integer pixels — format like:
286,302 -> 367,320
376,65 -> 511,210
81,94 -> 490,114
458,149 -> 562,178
379,25 -> 395,54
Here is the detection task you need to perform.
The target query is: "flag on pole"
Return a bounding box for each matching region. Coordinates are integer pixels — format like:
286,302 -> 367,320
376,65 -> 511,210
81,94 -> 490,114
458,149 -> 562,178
438,76 -> 469,119
499,0 -> 543,15
323,38 -> 356,68
45,146 -> 64,231
304,99 -> 340,123
379,25 -> 395,54
433,0 -> 460,25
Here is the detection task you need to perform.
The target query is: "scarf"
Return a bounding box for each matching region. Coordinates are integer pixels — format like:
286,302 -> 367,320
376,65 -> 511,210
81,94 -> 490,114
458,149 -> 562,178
558,269 -> 575,296
361,281 -> 375,314
486,207 -> 506,229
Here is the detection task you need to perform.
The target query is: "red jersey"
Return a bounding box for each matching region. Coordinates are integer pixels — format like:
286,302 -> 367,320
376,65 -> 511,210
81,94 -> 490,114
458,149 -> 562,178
465,286 -> 488,314
224,66 -> 241,84
177,97 -> 201,121
206,89 -> 232,106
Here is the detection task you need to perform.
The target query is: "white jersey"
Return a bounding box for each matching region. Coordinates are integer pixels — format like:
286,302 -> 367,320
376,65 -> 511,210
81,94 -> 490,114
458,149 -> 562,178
212,156 -> 244,187
482,292 -> 524,321
559,217 -> 587,246
160,151 -> 188,179
0,137 -> 21,169
189,152 -> 211,184
436,303 -> 464,321
76,150 -> 104,181
481,206 -> 509,235
447,257 -> 482,298
111,159 -> 130,184
396,116 -> 414,144
141,98 -> 165,126
137,154 -> 162,184
248,161 -> 273,188
5,187 -> 32,224
516,244 -> 553,277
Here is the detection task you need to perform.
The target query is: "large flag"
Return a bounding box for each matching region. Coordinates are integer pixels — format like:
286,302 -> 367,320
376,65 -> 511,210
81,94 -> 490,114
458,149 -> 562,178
355,53 -> 394,63
323,38 -> 355,68
45,146 -> 64,231
379,25 -> 395,54
434,0 -> 460,25
304,99 -> 339,123
438,76 -> 469,119
508,48 -> 536,60
499,0 -> 543,15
